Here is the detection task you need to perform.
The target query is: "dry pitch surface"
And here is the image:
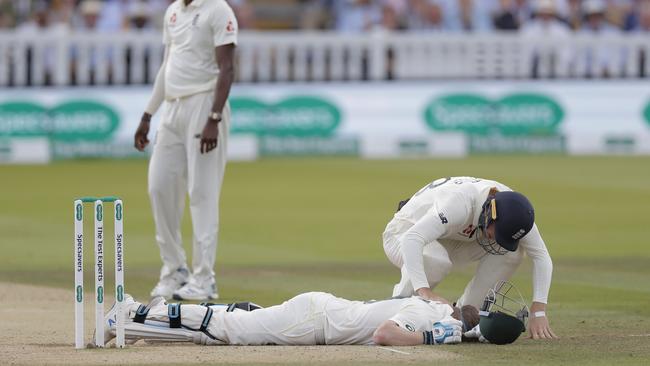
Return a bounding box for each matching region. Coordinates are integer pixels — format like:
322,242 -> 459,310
0,282 -> 459,365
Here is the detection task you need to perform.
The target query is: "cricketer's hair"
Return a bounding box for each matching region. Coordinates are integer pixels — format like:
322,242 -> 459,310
452,305 -> 480,332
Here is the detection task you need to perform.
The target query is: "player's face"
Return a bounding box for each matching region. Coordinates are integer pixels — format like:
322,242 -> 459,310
486,223 -> 496,240
476,222 -> 507,255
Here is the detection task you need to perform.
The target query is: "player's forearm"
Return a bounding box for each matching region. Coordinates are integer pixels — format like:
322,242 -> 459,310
521,226 -> 553,303
372,321 -> 424,346
531,255 -> 553,303
210,63 -> 234,115
400,234 -> 429,291
144,49 -> 168,115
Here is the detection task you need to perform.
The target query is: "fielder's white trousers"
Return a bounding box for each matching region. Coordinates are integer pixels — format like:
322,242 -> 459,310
382,220 -> 523,308
148,91 -> 230,284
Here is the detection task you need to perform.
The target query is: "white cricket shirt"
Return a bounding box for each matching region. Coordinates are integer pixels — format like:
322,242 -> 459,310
322,295 -> 456,345
387,177 -> 553,303
162,0 -> 237,99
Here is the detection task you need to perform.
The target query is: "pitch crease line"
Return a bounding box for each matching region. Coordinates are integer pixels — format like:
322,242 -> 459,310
377,346 -> 411,355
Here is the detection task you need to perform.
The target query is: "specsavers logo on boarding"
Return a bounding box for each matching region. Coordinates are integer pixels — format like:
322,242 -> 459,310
424,93 -> 564,135
0,100 -> 119,141
230,96 -> 341,137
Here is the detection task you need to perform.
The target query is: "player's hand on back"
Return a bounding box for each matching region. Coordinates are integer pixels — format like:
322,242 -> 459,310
134,113 -> 151,151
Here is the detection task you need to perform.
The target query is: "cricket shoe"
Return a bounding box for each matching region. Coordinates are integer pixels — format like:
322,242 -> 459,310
92,294 -> 139,347
150,267 -> 190,298
172,278 -> 218,301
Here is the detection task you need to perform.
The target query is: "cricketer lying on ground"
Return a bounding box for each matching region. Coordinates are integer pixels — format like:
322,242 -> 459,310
97,291 -> 478,346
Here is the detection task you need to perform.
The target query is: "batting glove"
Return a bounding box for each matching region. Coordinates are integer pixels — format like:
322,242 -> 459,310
423,320 -> 462,345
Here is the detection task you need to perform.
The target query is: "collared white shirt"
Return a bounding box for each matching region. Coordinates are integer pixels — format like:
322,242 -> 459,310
389,177 -> 553,303
162,0 -> 238,99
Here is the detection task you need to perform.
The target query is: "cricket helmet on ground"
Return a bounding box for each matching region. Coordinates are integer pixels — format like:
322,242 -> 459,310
479,281 -> 529,345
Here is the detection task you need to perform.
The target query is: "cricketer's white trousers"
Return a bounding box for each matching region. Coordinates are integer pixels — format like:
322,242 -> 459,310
209,292 -> 332,345
382,220 -> 524,308
148,91 -> 230,283
140,292 -> 332,345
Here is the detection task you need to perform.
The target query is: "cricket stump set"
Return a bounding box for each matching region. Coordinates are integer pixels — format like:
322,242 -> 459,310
74,196 -> 125,349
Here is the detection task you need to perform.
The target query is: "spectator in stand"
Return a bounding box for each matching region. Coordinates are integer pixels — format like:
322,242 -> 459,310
493,0 -> 521,30
76,0 -> 102,31
0,0 -> 17,28
632,0 -> 650,31
436,0 -> 496,32
578,0 -> 625,77
50,0 -> 76,28
604,0 -> 634,28
16,0 -> 70,85
380,3 -> 404,31
127,1 -> 156,31
520,0 -> 573,77
16,1 -> 50,33
333,0 -> 382,32
564,0 -> 584,30
623,0 -> 650,30
97,0 -> 130,32
406,0 -> 444,31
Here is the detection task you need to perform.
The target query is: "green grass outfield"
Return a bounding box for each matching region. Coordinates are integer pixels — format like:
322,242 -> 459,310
1,156 -> 649,365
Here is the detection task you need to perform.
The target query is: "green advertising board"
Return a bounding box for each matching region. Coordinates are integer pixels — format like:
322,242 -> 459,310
0,100 -> 119,141
230,96 -> 341,137
424,93 -> 564,135
230,95 -> 349,156
424,92 -> 565,153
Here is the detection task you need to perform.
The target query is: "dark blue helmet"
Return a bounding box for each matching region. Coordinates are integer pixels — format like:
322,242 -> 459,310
477,191 -> 535,254
493,191 -> 535,251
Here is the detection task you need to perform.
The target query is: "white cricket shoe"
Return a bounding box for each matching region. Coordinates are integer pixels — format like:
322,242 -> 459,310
172,278 -> 218,301
93,294 -> 139,347
150,267 -> 190,298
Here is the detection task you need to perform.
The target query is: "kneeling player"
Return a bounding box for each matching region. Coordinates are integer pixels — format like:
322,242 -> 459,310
98,292 -> 479,346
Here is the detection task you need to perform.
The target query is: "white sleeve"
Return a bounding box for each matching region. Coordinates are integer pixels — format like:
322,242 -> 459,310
389,302 -> 431,332
144,46 -> 169,115
144,9 -> 171,115
212,2 -> 238,47
400,193 -> 470,291
389,300 -> 455,332
519,224 -> 553,303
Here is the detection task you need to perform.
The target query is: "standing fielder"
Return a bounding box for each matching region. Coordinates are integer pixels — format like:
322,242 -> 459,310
98,292 -> 480,346
383,176 -> 558,339
134,0 -> 237,300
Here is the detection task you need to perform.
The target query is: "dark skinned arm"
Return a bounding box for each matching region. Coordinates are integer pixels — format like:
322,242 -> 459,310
200,43 -> 235,154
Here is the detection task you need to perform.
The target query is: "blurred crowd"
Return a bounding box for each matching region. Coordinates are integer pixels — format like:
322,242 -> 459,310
1,0 -> 650,34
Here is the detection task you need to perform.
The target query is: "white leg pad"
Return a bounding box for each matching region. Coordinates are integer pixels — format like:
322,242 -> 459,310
124,320 -> 225,345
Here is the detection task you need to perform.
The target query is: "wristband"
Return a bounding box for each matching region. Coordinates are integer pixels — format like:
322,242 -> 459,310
422,331 -> 434,345
533,311 -> 546,318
